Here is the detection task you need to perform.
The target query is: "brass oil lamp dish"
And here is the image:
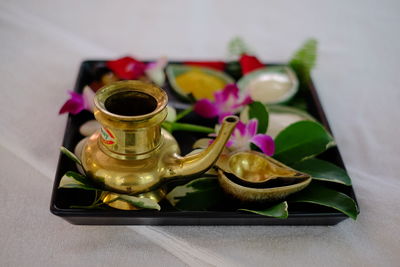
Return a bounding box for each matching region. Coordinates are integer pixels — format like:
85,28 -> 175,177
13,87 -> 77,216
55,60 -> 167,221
216,151 -> 311,202
80,80 -> 238,209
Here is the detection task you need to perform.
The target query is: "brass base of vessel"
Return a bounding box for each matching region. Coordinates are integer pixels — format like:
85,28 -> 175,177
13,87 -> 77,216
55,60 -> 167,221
101,187 -> 167,210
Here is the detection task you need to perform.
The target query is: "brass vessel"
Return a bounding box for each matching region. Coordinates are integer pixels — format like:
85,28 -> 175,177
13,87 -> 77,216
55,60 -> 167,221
80,81 -> 238,208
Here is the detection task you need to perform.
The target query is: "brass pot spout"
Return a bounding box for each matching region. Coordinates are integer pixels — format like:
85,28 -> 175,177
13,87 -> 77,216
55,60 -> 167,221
163,116 -> 238,179
80,80 -> 238,198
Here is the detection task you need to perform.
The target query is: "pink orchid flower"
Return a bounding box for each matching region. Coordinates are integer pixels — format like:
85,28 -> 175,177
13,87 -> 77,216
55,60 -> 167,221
59,86 -> 95,115
194,84 -> 252,122
226,119 -> 275,156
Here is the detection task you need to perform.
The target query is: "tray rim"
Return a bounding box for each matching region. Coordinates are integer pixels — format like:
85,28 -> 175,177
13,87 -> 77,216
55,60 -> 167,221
50,60 -> 357,225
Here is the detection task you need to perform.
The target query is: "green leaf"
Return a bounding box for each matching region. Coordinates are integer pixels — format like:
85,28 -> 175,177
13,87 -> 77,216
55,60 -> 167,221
289,182 -> 359,220
289,38 -> 317,83
291,158 -> 352,186
166,177 -> 224,211
59,171 -> 160,210
239,202 -> 288,219
228,36 -> 252,57
116,194 -> 161,211
274,121 -> 335,165
60,146 -> 82,166
248,101 -> 269,133
59,172 -> 98,191
64,171 -> 90,184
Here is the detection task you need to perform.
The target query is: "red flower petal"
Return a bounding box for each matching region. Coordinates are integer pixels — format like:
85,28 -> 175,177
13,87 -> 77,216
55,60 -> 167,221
184,61 -> 226,71
239,54 -> 264,75
106,56 -> 146,80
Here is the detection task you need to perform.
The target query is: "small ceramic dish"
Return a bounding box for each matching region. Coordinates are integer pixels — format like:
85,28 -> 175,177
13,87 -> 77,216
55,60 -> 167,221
166,64 -> 234,101
237,66 -> 298,104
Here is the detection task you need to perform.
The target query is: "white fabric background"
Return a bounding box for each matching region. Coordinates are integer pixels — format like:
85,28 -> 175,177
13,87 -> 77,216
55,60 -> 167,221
1,0 -> 399,266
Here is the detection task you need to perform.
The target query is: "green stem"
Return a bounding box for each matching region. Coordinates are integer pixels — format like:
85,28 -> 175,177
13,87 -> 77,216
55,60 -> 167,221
172,122 -> 214,133
162,121 -> 214,134
175,107 -> 193,122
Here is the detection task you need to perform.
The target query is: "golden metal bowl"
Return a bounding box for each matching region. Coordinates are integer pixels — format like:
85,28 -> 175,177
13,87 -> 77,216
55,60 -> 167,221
216,151 -> 311,202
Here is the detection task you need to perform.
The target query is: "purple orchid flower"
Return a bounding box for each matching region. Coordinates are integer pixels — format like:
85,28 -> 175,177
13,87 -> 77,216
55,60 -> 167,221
226,119 -> 275,156
59,86 -> 95,115
194,84 -> 252,122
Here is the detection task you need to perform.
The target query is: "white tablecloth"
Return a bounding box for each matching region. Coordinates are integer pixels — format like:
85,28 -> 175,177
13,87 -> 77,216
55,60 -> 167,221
1,0 -> 399,266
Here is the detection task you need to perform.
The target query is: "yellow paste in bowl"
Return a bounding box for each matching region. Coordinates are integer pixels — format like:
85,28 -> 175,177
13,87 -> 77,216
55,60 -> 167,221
176,69 -> 226,100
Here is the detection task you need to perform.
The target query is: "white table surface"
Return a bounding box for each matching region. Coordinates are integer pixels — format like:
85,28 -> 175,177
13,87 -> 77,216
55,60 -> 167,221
1,0 -> 399,266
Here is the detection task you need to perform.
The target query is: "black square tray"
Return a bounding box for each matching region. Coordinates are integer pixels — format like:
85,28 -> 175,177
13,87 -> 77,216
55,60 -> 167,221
50,60 -> 358,225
